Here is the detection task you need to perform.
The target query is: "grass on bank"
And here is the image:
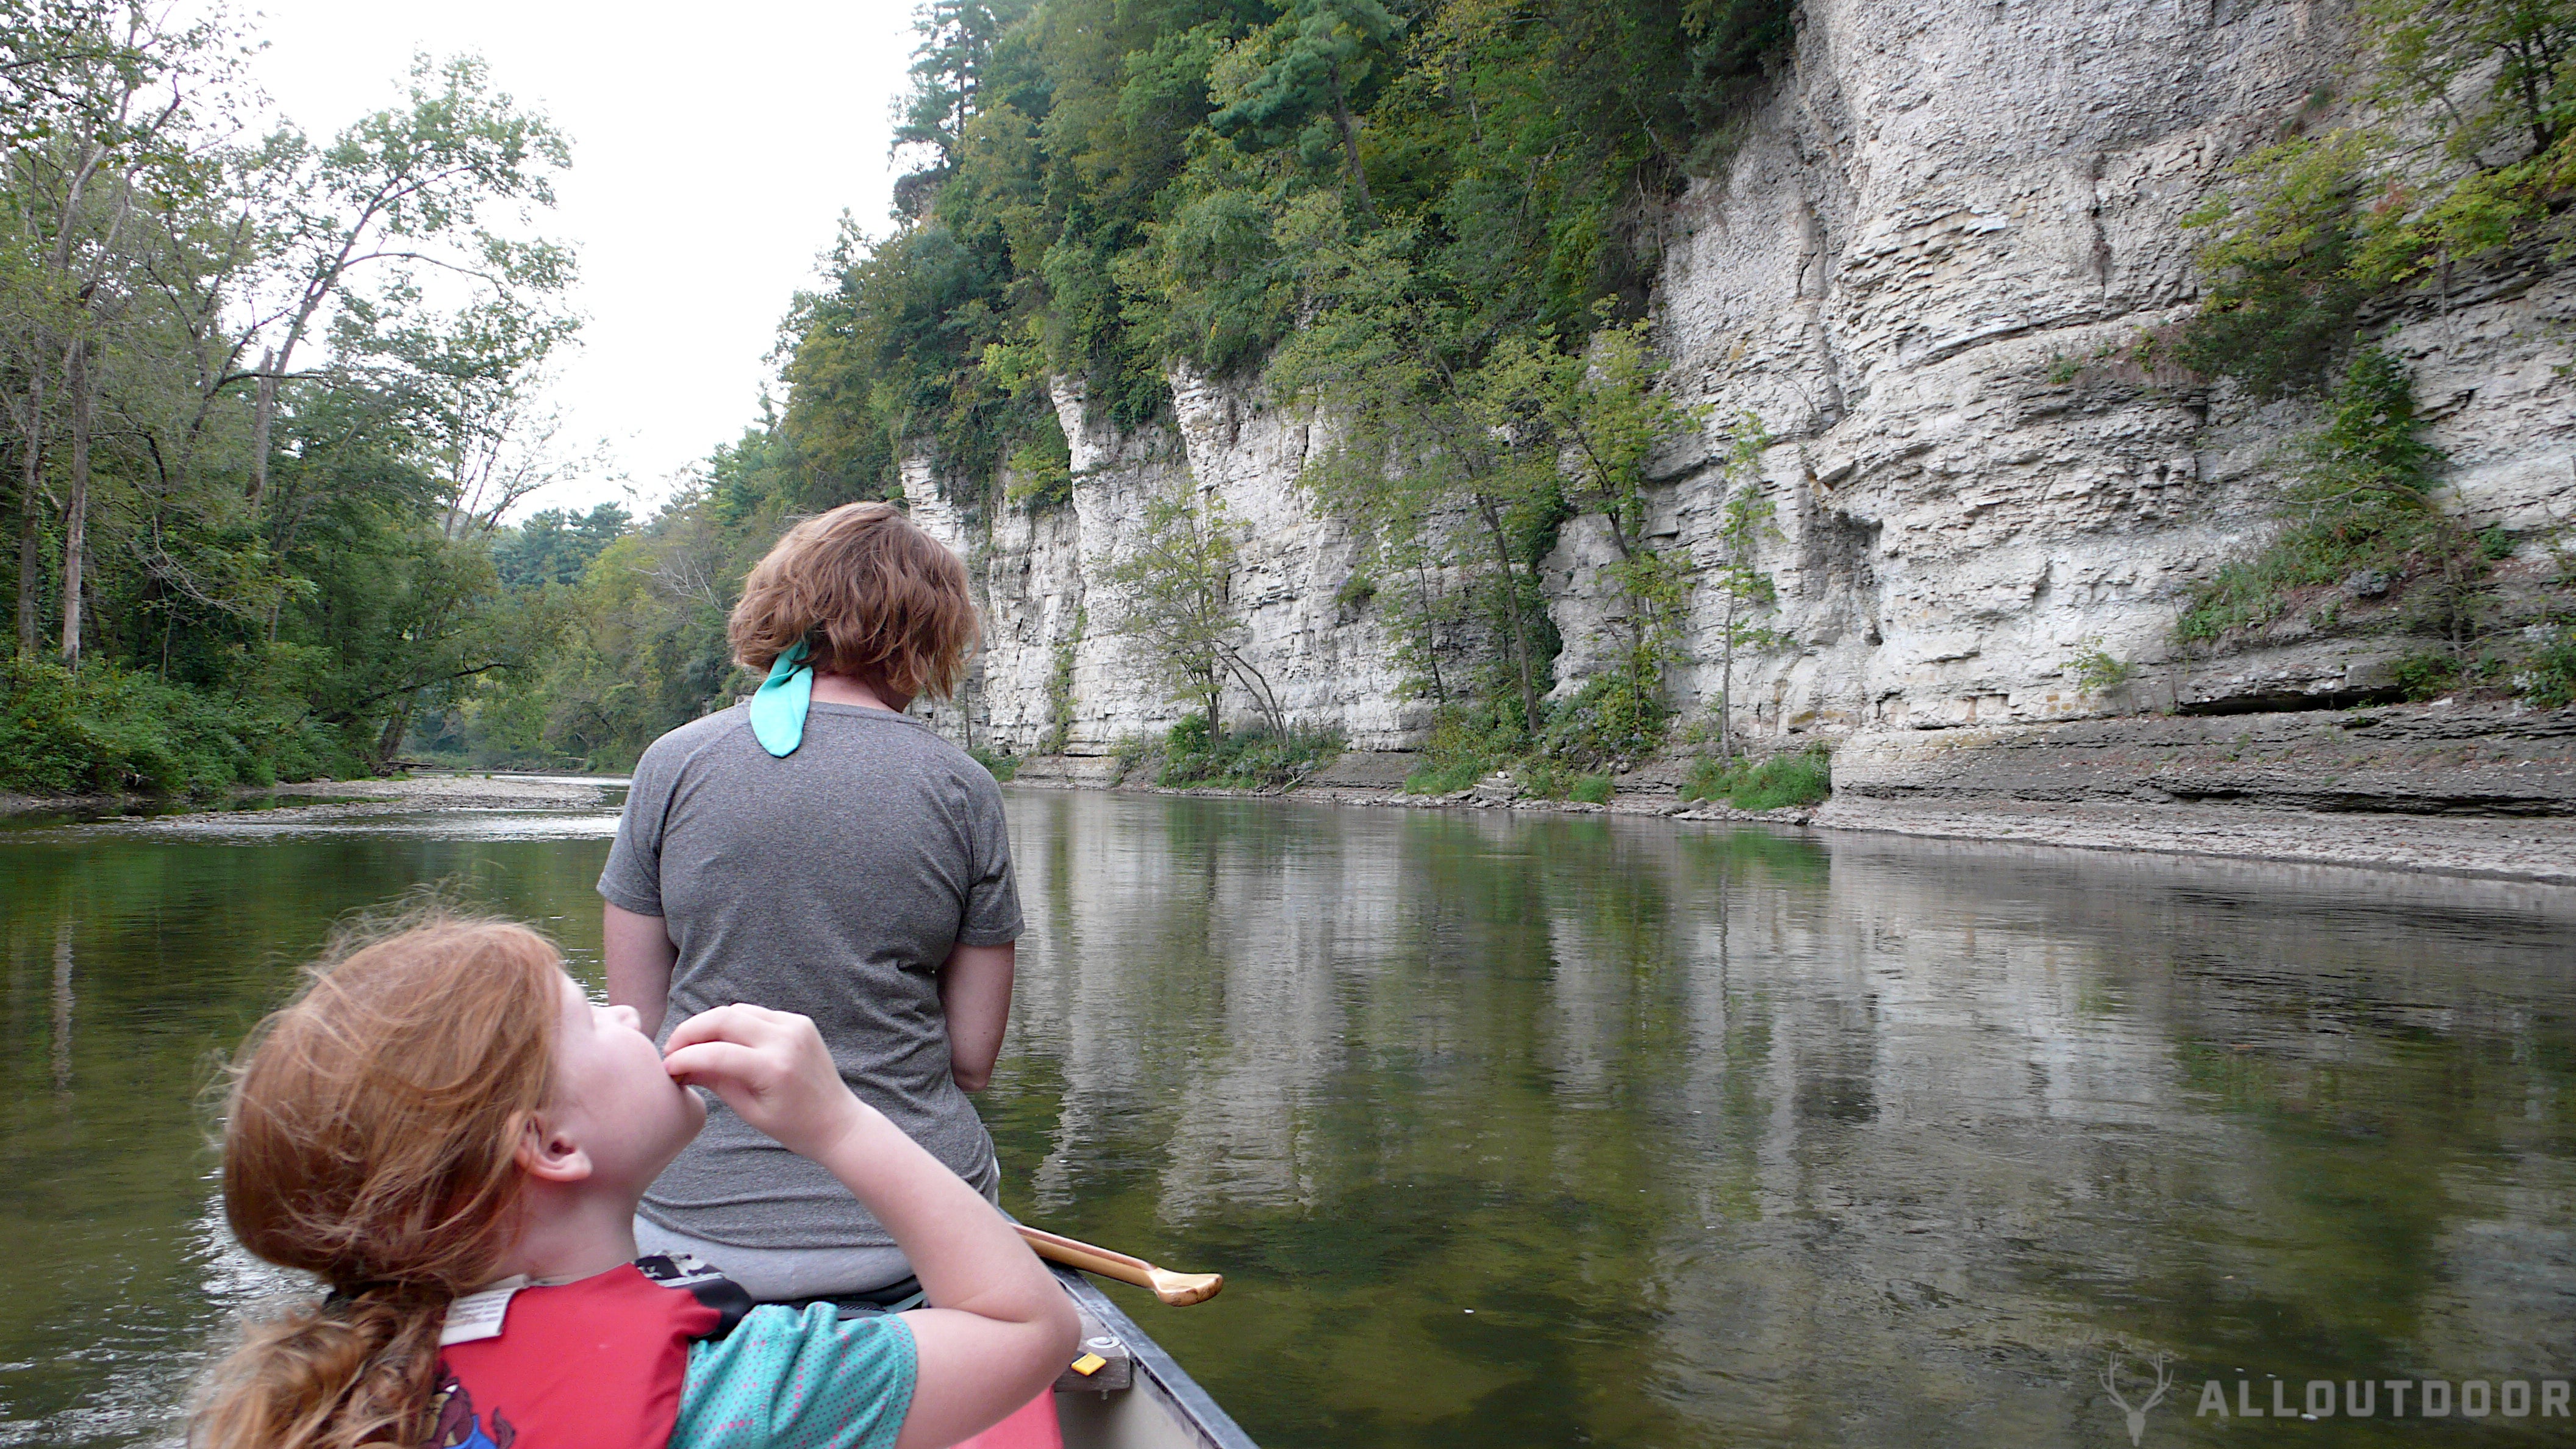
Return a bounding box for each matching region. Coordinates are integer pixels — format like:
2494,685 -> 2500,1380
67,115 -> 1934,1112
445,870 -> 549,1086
1399,699 -> 1833,809
1683,745 -> 1833,811
1145,714 -> 1343,791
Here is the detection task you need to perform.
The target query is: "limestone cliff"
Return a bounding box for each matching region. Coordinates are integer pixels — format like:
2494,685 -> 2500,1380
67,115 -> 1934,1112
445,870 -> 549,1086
911,0 -> 2576,768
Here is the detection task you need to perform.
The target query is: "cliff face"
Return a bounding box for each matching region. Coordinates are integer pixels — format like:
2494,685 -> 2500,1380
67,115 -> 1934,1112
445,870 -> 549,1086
914,0 -> 2576,759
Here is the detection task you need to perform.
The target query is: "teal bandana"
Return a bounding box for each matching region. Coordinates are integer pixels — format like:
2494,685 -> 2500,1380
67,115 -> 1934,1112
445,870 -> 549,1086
749,640 -> 814,757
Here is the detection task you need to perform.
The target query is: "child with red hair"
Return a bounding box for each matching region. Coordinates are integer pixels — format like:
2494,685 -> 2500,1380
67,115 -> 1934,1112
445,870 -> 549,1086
193,912 -> 1076,1449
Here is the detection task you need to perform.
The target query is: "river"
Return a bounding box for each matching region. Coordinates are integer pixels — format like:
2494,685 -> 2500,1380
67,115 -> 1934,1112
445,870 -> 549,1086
3,786 -> 2571,1447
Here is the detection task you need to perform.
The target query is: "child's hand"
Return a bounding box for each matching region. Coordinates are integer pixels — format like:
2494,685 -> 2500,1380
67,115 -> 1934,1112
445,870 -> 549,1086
662,1004 -> 865,1161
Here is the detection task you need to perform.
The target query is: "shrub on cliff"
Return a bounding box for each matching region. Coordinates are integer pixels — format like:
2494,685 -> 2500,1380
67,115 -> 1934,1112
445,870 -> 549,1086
2180,1 -> 2576,395
1683,745 -> 1831,811
2522,626 -> 2576,708
2179,348 -> 2458,643
1157,714 -> 1343,790
1541,674 -> 1672,767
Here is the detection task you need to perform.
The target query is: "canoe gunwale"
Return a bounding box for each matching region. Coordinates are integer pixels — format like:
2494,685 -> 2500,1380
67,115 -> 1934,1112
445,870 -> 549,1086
1050,1264 -> 1260,1449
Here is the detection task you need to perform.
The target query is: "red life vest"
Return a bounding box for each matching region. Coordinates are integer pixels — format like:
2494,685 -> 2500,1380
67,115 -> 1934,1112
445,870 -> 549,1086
423,1254 -> 750,1449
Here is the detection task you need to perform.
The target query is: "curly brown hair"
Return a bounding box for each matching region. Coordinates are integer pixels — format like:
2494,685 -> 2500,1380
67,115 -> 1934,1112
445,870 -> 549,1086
728,502 -> 979,701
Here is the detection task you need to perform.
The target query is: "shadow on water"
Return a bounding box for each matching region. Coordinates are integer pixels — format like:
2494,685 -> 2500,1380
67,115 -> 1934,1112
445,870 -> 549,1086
3,790 -> 2571,1447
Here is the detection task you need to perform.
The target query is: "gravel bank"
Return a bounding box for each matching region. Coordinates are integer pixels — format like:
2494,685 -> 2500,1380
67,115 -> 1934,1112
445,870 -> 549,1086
1,771 -> 626,821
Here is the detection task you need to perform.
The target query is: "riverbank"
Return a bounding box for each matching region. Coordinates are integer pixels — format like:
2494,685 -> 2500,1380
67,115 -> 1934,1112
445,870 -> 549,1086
1003,701 -> 2576,886
0,770 -> 624,822
15,706 -> 2575,884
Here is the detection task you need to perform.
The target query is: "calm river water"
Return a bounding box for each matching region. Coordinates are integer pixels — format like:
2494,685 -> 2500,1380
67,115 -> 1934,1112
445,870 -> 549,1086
2,787 -> 2572,1447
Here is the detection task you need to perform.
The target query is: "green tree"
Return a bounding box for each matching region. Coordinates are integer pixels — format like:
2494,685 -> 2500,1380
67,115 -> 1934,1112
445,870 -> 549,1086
1105,484 -> 1283,740
494,502 -> 629,589
892,0 -> 1032,214
1705,413 -> 1783,759
1539,318 -> 1703,744
2365,0 -> 2576,162
1209,0 -> 1401,220
238,53 -> 573,512
2183,2 -> 2576,393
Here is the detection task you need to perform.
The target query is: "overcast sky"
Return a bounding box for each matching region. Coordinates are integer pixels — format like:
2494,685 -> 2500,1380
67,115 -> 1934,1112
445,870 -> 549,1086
243,0 -> 918,517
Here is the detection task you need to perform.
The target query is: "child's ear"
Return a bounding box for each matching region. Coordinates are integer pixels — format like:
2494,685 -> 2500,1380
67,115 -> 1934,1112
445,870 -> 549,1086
515,1111 -> 594,1185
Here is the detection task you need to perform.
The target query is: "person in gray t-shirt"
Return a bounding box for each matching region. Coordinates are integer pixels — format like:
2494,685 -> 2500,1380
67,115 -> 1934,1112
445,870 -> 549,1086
599,501 -> 1021,1300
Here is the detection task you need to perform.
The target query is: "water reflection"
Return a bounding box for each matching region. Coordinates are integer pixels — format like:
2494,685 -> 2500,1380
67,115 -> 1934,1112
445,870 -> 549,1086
2,790 -> 2571,1447
50,923 -> 72,1095
984,793 -> 2576,1448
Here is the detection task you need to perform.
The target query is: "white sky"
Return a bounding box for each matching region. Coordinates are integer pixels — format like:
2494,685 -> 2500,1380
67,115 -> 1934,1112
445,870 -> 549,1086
243,0 -> 918,517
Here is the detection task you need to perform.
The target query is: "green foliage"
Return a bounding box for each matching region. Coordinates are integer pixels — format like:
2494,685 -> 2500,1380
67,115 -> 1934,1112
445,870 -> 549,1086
1109,732 -> 1153,782
1106,485 -> 1290,738
1517,758 -> 1569,800
767,0 -> 1794,603
1209,0 -> 1402,216
1680,753 -> 1729,802
2361,0 -> 2576,165
1,9 -> 584,792
2178,131 -> 2395,395
2064,638 -> 2134,694
1043,620 -> 1080,754
1404,755 -> 1486,793
1703,411 -> 1783,756
2182,3 -> 2576,394
968,745 -> 1021,781
1403,704 -> 1501,792
1547,321 -> 1708,723
1569,770 -> 1612,804
743,0 -> 1798,771
2389,649 -> 2463,699
0,660 -> 356,795
2179,348 -> 2456,642
1541,673 -> 1670,767
2521,624 -> 2576,707
1681,745 -> 1830,810
1003,408 -> 1074,508
493,504 -> 632,589
1155,714 -> 1343,788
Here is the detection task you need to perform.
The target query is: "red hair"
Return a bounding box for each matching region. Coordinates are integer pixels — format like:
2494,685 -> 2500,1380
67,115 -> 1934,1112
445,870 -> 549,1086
192,913 -> 562,1449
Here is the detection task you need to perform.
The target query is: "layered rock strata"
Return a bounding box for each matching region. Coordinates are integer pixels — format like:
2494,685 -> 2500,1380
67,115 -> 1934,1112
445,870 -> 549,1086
910,0 -> 2576,796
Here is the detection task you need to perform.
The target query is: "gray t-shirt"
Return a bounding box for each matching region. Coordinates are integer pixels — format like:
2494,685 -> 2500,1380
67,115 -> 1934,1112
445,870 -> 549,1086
598,701 -> 1023,1251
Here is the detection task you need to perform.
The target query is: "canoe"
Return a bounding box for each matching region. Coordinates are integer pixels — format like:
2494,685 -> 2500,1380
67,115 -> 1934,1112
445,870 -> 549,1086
1045,1263 -> 1260,1449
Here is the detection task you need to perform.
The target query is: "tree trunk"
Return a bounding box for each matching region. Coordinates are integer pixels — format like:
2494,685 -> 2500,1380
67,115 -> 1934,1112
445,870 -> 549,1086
1719,593 -> 1738,762
1475,492 -> 1540,734
246,346 -> 276,507
58,339 -> 90,668
16,371 -> 43,660
1412,557 -> 1447,705
1326,72 -> 1376,223
1222,648 -> 1287,736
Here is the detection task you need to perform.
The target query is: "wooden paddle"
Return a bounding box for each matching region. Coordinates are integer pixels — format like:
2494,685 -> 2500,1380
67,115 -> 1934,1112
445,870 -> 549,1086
1015,1225 -> 1223,1306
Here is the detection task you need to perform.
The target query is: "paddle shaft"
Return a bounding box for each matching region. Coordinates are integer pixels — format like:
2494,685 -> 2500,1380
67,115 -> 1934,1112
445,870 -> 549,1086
1014,1225 -> 1223,1306
1016,1224 -> 1161,1284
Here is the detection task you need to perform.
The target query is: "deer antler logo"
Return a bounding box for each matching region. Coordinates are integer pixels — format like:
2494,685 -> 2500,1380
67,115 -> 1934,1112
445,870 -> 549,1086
2101,1348 -> 2172,1447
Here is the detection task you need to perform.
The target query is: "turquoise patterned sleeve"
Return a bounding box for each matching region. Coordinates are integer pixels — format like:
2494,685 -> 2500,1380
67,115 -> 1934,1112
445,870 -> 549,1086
672,1303 -> 917,1449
